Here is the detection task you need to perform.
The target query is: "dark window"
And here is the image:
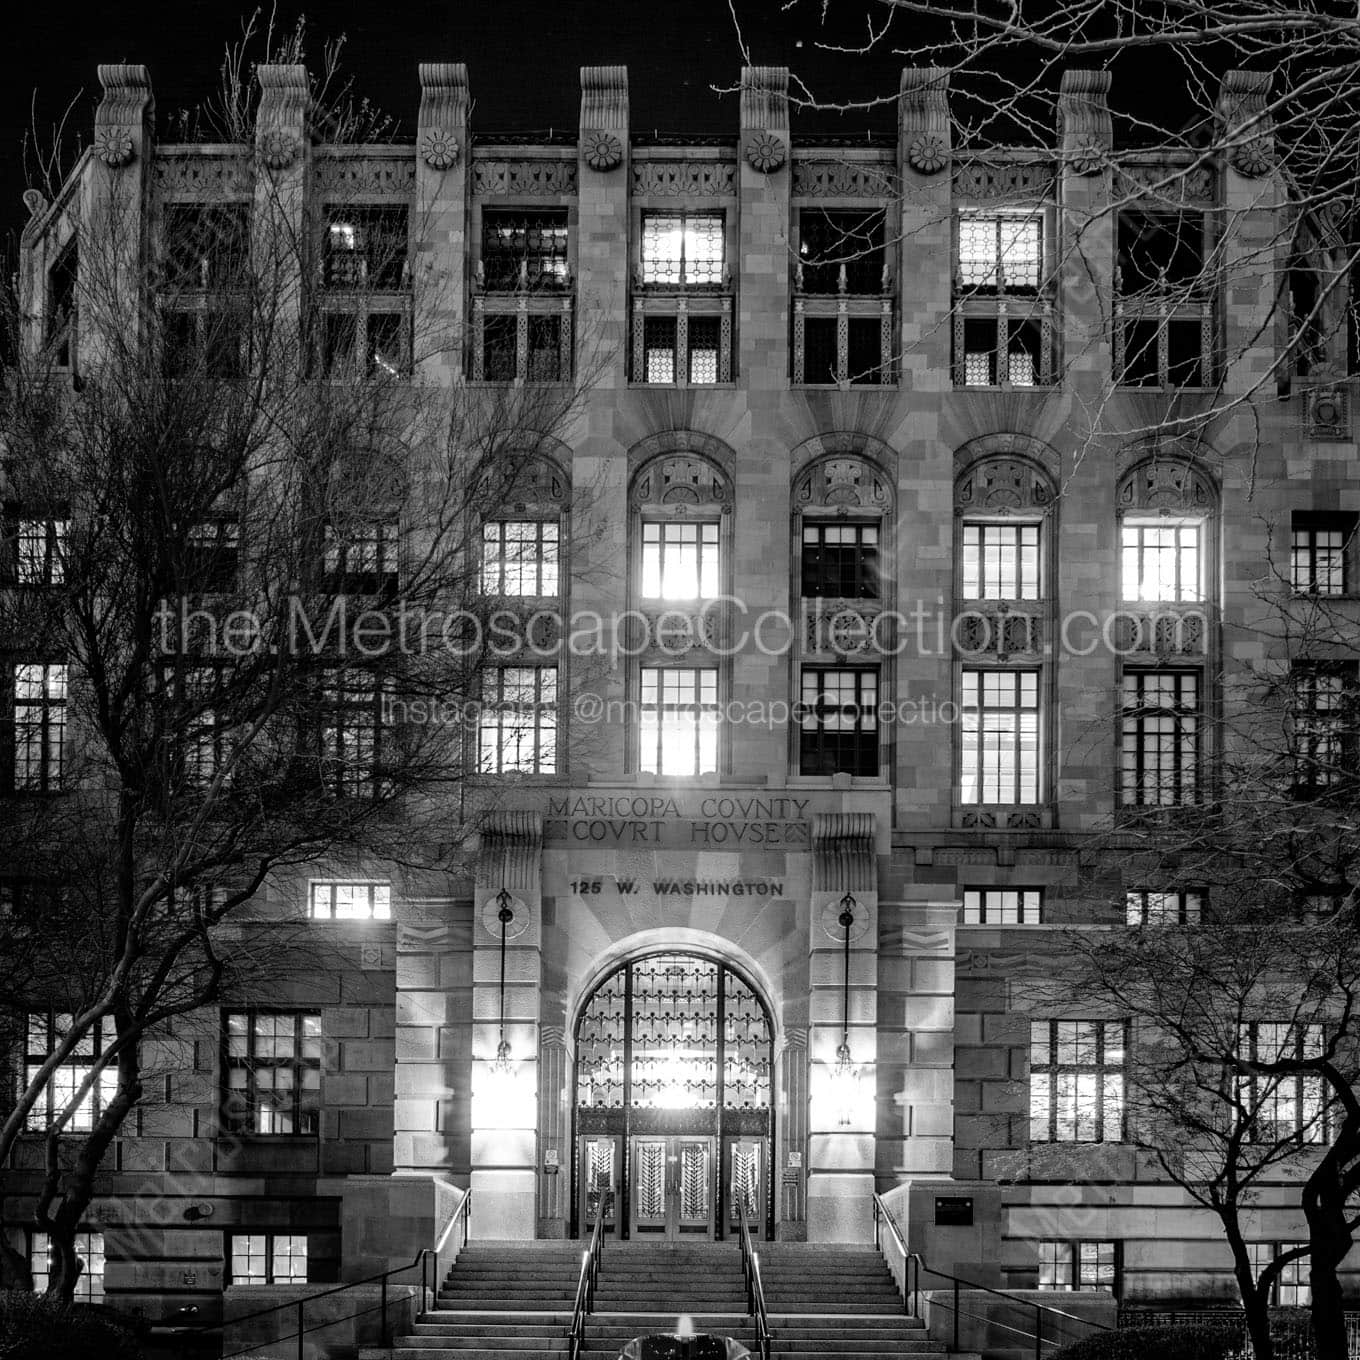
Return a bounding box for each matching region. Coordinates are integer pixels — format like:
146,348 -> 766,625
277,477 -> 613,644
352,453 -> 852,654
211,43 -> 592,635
1117,211 -> 1205,291
184,517 -> 240,594
319,312 -> 357,378
798,210 -> 886,294
527,314 -> 564,382
324,208 -> 409,289
481,210 -> 569,290
802,317 -> 838,385
846,318 -> 884,385
324,520 -> 400,596
46,239 -> 78,365
1119,318 -> 1160,386
801,522 -> 880,599
321,667 -> 385,797
1120,670 -> 1199,807
367,312 -> 409,378
799,668 -> 879,776
163,204 -> 250,290
1166,317 -> 1206,387
1029,1020 -> 1126,1142
222,1011 -> 321,1135
1291,664 -> 1358,795
482,314 -> 518,382
162,308 -> 246,379
1291,513 -> 1355,595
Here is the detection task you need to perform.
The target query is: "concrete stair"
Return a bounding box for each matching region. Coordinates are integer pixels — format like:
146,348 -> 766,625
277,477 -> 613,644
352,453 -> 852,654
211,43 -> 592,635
364,1238 -> 944,1360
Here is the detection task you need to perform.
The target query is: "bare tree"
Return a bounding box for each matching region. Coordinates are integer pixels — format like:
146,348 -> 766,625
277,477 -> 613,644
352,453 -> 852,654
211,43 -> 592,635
0,25 -> 599,1298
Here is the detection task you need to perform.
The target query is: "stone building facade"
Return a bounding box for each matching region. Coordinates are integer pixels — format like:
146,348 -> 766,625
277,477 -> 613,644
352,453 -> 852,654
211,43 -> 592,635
5,57 -> 1358,1328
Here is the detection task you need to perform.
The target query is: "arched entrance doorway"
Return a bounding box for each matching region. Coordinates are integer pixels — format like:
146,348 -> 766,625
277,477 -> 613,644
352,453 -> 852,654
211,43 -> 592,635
572,951 -> 775,1240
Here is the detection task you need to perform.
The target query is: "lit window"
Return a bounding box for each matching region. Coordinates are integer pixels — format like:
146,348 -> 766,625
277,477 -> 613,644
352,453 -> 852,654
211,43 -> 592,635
639,667 -> 719,776
1248,1243 -> 1311,1307
641,315 -> 723,385
13,663 -> 67,793
962,523 -> 1041,599
25,1012 -> 118,1133
1121,520 -> 1202,602
1291,515 -> 1352,596
1030,1020 -> 1126,1143
1125,890 -> 1203,925
641,521 -> 720,599
957,214 -> 1041,291
962,888 -> 1043,925
1237,1024 -> 1326,1145
480,666 -> 558,775
801,523 -> 879,599
1037,1240 -> 1118,1293
228,1232 -> 309,1285
185,518 -> 240,594
28,1231 -> 104,1301
481,521 -> 559,597
799,668 -> 879,776
11,517 -> 67,586
223,1012 -> 321,1135
641,214 -> 724,286
960,669 -> 1040,804
309,881 -> 391,920
1120,670 -> 1199,807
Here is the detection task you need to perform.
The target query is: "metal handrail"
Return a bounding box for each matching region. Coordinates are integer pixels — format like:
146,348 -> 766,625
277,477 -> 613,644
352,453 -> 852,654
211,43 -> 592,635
872,1193 -> 1113,1359
568,1185 -> 610,1360
217,1186 -> 471,1360
737,1196 -> 773,1360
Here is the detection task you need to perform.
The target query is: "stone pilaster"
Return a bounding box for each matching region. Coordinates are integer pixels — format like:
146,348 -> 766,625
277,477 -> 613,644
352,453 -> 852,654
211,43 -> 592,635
470,814 -> 543,1239
81,65 -> 154,366
577,66 -> 630,391
737,66 -> 791,390
806,814 -> 877,1242
414,63 -> 469,385
1056,70 -> 1113,386
253,65 -> 310,368
1217,70 -> 1281,399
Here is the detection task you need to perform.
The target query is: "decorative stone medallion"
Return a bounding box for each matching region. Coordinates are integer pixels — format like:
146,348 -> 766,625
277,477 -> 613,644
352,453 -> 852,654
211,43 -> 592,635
421,129 -> 460,170
582,130 -> 624,172
1068,142 -> 1105,176
906,133 -> 948,174
743,132 -> 787,174
94,129 -> 135,168
258,129 -> 300,172
481,893 -> 531,940
1232,138 -> 1273,177
1306,385 -> 1350,440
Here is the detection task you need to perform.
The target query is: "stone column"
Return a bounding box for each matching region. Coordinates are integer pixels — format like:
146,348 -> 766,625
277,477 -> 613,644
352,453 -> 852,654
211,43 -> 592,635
806,814 -> 877,1241
414,63 -> 469,386
80,65 -> 154,366
470,814 -> 544,1238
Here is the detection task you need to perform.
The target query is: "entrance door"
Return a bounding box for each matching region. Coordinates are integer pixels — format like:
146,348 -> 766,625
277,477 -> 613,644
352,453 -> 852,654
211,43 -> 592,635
629,1135 -> 715,1238
577,1134 -> 620,1235
723,1137 -> 766,1241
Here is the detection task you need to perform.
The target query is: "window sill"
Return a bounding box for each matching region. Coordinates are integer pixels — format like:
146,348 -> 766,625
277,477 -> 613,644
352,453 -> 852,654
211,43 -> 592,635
1114,384 -> 1216,394
628,382 -> 737,391
953,383 -> 1055,393
794,382 -> 897,391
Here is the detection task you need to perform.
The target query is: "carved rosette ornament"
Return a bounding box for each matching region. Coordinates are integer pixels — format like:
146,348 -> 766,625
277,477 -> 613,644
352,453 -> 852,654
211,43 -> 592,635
743,133 -> 787,173
258,130 -> 300,172
94,129 -> 135,168
1068,142 -> 1105,176
907,134 -> 947,174
1231,138 -> 1273,177
582,131 -> 624,172
421,130 -> 460,170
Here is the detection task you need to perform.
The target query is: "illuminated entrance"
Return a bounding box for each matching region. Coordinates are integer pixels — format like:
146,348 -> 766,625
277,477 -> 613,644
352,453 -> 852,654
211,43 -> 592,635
573,952 -> 774,1239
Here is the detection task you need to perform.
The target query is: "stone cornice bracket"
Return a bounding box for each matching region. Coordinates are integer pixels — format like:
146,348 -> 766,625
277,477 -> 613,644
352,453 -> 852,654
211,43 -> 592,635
481,811 -> 544,892
811,813 -> 876,893
1057,69 -> 1111,175
255,64 -> 309,171
580,65 -> 628,172
94,64 -> 153,167
899,66 -> 950,175
740,66 -> 789,173
1218,69 -> 1275,177
418,62 -> 469,170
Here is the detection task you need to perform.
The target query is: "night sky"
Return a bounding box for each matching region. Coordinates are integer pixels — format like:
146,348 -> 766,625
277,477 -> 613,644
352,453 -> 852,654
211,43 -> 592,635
2,0 -> 926,256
